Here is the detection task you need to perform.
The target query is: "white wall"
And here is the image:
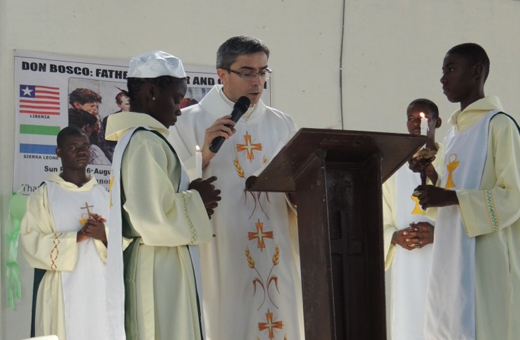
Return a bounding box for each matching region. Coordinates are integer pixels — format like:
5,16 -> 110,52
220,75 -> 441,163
343,0 -> 520,136
2,0 -> 520,339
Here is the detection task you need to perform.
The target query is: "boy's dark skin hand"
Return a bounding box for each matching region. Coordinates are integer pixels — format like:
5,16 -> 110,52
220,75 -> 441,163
414,185 -> 459,209
78,213 -> 107,246
392,222 -> 434,250
189,176 -> 222,218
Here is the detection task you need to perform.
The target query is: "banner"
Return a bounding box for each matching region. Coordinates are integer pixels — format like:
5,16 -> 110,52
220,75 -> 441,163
13,50 -> 271,194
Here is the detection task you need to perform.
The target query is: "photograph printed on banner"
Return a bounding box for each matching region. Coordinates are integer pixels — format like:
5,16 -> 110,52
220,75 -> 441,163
67,77 -> 128,165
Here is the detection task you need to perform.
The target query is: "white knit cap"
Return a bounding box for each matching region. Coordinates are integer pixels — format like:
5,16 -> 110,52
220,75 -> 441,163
127,51 -> 186,78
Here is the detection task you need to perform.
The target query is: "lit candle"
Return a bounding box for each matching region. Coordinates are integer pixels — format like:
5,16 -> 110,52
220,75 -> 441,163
195,145 -> 202,179
420,112 -> 429,136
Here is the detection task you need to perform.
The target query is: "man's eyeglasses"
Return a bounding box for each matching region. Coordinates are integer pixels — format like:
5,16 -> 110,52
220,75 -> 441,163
225,68 -> 272,81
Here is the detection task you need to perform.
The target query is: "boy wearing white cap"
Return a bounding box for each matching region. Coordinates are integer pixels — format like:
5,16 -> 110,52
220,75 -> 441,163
169,36 -> 304,340
105,51 -> 221,340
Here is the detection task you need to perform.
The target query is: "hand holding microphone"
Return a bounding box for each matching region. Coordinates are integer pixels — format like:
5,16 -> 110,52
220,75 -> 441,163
209,96 -> 250,153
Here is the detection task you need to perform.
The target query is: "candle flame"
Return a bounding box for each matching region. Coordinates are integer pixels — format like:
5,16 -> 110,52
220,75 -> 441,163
195,145 -> 200,152
420,112 -> 425,119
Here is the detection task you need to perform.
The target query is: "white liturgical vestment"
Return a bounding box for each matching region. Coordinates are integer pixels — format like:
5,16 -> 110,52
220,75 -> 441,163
169,85 -> 305,340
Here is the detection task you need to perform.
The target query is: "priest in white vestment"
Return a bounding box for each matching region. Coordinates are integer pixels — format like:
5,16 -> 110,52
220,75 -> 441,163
20,126 -> 109,340
169,36 -> 305,340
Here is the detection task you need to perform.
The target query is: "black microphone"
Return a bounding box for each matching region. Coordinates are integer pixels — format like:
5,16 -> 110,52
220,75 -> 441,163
209,96 -> 251,153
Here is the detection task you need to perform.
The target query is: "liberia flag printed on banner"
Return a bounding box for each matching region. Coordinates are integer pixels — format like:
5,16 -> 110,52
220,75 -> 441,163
19,85 -> 60,115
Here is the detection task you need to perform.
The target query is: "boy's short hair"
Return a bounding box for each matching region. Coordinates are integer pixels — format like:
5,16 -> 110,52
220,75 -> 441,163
57,126 -> 88,148
126,76 -> 184,108
447,43 -> 490,81
408,98 -> 439,119
69,88 -> 102,106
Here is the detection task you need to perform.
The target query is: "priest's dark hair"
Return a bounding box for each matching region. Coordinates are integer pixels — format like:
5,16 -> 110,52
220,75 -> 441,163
447,43 -> 490,82
57,126 -> 88,148
217,36 -> 270,70
408,98 -> 439,119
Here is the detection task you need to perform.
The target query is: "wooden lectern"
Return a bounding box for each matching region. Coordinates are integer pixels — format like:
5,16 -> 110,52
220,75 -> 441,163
246,128 -> 426,340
